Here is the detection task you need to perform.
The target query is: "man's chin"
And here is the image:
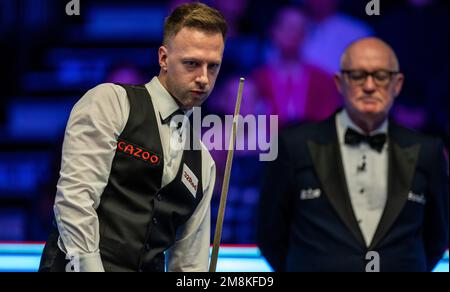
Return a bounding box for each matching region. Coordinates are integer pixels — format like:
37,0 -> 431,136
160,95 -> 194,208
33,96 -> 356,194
180,100 -> 202,111
186,96 -> 207,108
358,110 -> 389,123
357,103 -> 383,114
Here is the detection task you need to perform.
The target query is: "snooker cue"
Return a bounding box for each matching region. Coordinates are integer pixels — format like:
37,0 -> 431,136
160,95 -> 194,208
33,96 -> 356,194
209,77 -> 245,272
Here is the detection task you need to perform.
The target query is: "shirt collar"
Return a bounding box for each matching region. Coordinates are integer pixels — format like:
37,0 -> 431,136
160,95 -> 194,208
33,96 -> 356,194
337,109 -> 389,142
144,77 -> 192,123
339,109 -> 388,137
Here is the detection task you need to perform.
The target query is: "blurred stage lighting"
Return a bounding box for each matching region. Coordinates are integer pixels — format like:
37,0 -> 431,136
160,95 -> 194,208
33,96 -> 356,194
0,243 -> 447,272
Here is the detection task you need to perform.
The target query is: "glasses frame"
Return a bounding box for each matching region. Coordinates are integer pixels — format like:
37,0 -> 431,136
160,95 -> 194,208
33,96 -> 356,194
340,69 -> 401,87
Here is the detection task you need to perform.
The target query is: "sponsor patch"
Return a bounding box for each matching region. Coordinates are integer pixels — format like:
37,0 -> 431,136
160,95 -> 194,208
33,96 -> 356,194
182,164 -> 199,198
117,139 -> 161,166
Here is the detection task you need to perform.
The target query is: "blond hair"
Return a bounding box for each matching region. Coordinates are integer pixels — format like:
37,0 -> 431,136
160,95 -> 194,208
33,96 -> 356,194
163,2 -> 228,45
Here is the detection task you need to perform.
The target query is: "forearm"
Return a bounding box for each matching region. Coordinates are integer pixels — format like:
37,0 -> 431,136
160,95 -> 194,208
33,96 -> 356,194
53,83 -> 129,272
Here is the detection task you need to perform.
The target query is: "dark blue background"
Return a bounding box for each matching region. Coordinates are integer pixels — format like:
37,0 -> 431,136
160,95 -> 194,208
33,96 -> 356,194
0,0 -> 448,244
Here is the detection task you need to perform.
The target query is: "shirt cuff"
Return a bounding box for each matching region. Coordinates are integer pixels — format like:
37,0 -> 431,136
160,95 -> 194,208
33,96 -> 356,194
78,252 -> 105,272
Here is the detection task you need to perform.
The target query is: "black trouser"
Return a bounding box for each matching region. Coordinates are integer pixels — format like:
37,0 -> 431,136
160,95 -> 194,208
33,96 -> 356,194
39,227 -> 69,272
39,227 -> 165,272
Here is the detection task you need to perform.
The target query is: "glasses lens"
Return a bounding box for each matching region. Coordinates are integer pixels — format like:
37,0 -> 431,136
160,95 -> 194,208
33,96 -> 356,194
373,71 -> 391,83
347,71 -> 366,82
344,70 -> 397,86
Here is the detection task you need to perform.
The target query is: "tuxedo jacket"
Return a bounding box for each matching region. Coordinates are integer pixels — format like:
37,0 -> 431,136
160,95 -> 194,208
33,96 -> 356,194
258,113 -> 448,272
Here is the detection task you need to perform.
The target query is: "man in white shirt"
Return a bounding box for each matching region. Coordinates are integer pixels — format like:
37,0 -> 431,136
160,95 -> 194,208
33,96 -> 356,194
258,37 -> 448,272
39,3 -> 227,272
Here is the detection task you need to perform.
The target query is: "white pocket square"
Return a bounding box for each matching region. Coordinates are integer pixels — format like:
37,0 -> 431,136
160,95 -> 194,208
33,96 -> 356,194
408,192 -> 426,205
300,188 -> 322,200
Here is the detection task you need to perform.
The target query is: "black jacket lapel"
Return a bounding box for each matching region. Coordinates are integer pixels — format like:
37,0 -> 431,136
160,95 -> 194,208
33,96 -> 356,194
307,116 -> 366,247
369,123 -> 421,250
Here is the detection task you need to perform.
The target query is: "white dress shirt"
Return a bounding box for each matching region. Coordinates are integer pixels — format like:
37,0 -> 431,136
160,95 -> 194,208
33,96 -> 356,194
336,110 -> 388,247
54,77 -> 216,272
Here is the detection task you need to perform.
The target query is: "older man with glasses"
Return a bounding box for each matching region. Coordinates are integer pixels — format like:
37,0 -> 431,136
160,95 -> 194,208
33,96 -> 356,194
258,37 -> 448,272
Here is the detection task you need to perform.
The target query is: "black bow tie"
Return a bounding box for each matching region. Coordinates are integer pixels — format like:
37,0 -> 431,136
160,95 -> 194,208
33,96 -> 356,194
344,128 -> 387,153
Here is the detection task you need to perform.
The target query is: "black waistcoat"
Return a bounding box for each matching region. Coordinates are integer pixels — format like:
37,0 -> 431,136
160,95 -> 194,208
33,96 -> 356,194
39,84 -> 204,272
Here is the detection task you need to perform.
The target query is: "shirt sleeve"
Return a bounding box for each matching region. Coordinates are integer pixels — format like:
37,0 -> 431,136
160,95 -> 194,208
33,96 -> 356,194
54,83 -> 130,272
166,147 -> 216,272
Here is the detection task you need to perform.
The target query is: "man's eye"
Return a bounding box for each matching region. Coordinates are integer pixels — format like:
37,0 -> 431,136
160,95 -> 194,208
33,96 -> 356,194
208,64 -> 220,71
374,72 -> 389,81
184,61 -> 198,68
349,71 -> 366,80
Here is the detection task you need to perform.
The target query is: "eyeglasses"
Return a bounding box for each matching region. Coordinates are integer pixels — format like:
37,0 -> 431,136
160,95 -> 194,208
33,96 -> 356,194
341,70 -> 400,87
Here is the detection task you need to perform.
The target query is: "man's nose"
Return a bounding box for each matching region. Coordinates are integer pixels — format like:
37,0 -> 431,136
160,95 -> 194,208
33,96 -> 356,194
363,75 -> 377,92
195,65 -> 209,88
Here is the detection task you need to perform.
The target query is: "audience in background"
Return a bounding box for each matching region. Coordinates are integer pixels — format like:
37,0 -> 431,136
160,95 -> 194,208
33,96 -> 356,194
0,4 -> 14,126
0,38 -> 9,125
104,62 -> 147,85
207,76 -> 266,243
213,0 -> 252,38
0,0 -> 448,245
253,7 -> 341,128
375,0 -> 449,145
301,0 -> 374,75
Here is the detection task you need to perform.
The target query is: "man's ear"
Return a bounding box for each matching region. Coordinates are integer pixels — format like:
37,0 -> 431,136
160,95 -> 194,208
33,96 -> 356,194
393,73 -> 404,98
334,73 -> 344,95
158,45 -> 168,71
